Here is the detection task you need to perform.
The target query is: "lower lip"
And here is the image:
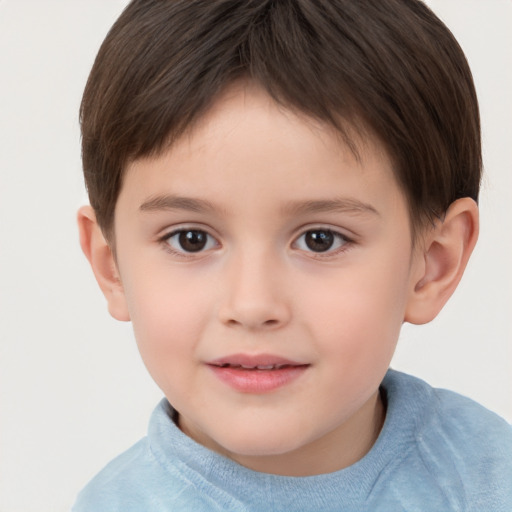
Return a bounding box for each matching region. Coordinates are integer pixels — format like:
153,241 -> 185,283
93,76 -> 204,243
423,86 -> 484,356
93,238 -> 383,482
208,365 -> 309,393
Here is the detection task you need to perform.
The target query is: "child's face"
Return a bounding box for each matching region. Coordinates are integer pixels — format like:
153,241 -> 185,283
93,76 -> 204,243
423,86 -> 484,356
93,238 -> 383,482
112,83 -> 424,475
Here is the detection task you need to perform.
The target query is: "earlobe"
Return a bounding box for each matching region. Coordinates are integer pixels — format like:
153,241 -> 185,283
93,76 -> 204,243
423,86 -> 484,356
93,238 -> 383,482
405,198 -> 479,325
77,205 -> 131,322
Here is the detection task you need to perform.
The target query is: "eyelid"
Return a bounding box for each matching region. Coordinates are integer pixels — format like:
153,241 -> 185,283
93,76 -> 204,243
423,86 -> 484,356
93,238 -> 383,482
157,222 -> 219,240
291,224 -> 355,242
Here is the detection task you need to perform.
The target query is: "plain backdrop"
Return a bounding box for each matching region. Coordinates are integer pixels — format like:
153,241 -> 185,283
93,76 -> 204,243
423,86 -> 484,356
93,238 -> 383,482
0,1 -> 510,510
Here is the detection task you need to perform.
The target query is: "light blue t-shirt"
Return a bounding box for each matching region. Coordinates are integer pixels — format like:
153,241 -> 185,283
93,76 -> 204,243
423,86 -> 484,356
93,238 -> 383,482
73,370 -> 512,511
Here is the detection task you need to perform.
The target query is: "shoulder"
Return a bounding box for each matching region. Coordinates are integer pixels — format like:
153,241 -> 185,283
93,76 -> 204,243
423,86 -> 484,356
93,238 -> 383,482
430,385 -> 512,443
387,370 -> 512,452
383,370 -> 512,510
72,437 -> 170,511
383,369 -> 512,442
72,401 -> 226,512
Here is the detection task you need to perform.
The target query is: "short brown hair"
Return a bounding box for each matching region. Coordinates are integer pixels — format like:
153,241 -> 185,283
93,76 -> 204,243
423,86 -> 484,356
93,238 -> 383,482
80,0 -> 481,240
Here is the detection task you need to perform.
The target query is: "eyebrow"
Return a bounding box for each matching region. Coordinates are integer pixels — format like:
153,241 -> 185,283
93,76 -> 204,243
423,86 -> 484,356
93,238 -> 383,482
139,194 -> 217,214
139,194 -> 379,218
282,198 -> 380,217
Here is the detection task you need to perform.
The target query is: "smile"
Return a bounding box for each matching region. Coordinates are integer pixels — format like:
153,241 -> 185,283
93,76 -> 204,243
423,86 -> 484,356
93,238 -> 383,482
207,354 -> 310,393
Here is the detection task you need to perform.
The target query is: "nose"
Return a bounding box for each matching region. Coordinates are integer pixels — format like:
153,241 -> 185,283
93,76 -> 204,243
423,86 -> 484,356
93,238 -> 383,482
217,250 -> 291,331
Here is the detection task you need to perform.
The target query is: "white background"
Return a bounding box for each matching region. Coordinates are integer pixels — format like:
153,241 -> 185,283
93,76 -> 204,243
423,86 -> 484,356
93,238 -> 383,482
0,1 -> 510,510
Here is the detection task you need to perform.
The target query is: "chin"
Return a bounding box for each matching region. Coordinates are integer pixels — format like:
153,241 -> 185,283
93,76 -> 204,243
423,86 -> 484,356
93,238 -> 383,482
213,426 -> 306,459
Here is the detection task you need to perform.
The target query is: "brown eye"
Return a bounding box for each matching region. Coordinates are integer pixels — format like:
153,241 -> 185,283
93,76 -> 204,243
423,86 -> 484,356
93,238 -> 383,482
294,229 -> 349,255
165,229 -> 217,254
304,230 -> 335,252
178,230 -> 208,252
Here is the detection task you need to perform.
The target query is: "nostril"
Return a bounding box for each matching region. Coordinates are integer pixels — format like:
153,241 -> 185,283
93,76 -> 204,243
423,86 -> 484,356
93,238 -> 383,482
218,301 -> 291,330
224,317 -> 281,329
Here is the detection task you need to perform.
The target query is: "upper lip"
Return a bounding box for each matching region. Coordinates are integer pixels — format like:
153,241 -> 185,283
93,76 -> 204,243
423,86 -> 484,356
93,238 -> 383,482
208,353 -> 309,370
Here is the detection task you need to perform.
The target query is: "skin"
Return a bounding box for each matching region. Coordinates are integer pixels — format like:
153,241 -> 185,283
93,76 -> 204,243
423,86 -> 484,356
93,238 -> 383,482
79,82 -> 479,476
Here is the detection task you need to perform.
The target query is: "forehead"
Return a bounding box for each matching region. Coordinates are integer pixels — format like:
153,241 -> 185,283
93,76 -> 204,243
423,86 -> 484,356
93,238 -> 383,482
118,82 -> 406,224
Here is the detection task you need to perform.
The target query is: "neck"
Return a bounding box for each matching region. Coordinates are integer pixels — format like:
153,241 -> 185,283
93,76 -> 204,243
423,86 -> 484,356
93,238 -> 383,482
181,389 -> 386,477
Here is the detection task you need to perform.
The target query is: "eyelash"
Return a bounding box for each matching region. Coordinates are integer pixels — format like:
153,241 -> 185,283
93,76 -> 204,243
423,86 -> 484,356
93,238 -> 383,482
292,228 -> 353,258
159,228 -> 219,259
158,226 -> 354,259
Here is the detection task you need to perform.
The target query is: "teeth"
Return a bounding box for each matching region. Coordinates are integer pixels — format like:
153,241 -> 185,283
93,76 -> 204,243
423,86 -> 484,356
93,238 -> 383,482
216,363 -> 293,370
240,364 -> 276,370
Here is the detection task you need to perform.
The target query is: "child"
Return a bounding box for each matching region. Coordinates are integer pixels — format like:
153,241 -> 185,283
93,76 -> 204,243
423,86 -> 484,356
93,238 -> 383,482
74,0 -> 512,510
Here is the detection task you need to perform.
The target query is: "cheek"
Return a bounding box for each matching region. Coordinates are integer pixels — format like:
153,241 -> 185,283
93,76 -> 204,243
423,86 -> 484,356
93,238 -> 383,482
121,268 -> 213,386
304,254 -> 411,360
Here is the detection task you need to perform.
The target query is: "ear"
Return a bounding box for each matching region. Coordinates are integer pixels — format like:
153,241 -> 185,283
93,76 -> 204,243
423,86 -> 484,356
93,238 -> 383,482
404,197 -> 479,325
77,205 -> 130,322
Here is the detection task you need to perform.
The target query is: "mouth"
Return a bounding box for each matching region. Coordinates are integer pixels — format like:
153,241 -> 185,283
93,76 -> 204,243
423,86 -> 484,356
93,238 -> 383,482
207,354 -> 310,393
211,362 -> 303,371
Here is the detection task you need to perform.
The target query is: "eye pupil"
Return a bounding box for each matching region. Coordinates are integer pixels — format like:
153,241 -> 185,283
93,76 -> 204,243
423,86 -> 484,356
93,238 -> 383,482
178,230 -> 207,252
305,230 -> 334,252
